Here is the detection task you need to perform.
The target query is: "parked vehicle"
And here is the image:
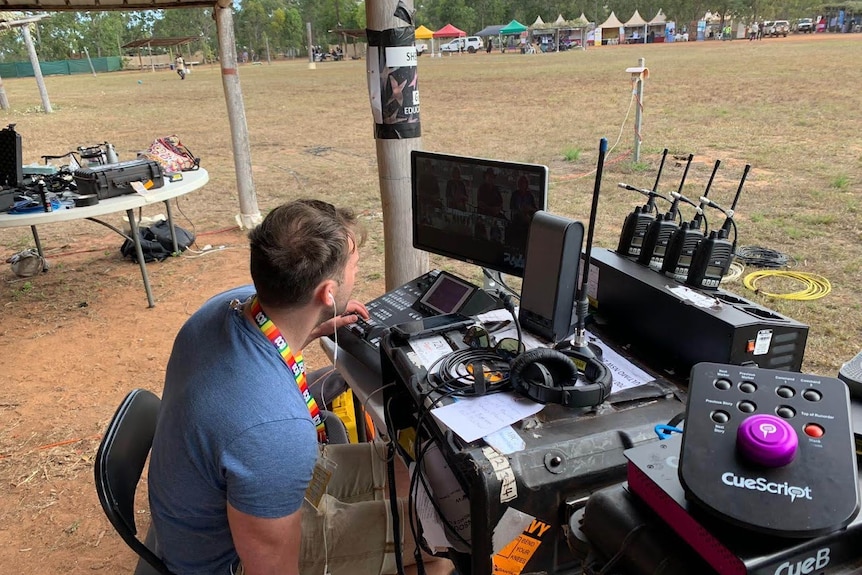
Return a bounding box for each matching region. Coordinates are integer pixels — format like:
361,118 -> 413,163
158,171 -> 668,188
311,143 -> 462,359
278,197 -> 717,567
440,36 -> 484,53
795,18 -> 814,33
766,20 -> 790,36
415,42 -> 428,55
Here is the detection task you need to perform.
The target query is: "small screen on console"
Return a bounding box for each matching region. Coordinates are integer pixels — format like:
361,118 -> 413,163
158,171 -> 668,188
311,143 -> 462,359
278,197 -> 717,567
419,272 -> 474,315
411,151 -> 549,277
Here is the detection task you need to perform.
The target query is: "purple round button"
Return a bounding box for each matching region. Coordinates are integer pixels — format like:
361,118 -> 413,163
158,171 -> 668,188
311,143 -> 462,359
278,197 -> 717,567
737,414 -> 798,467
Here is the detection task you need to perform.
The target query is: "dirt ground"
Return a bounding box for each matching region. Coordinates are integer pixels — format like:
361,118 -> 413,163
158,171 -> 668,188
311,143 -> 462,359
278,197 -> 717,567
0,31 -> 859,573
0,223 -> 387,573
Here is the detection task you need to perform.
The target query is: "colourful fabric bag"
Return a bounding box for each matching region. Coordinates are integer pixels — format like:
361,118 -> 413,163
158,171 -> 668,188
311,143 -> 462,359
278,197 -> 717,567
139,136 -> 200,173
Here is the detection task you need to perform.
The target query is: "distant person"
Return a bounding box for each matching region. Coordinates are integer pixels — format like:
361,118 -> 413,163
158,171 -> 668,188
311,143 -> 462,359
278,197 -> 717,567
476,168 -> 503,217
486,38 -> 493,53
506,175 -> 539,246
417,159 -> 443,213
445,166 -> 468,211
749,22 -> 759,40
174,55 -> 186,80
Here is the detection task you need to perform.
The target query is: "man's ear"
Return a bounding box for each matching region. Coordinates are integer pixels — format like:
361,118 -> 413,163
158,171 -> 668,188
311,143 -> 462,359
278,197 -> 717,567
316,280 -> 338,306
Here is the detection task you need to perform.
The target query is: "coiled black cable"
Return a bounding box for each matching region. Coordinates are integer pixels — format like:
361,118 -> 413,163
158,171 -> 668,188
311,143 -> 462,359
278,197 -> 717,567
735,245 -> 795,269
434,348 -> 512,396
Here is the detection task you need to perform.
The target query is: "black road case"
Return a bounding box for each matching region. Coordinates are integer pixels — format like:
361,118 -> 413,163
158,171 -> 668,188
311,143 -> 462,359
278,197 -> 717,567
74,159 -> 164,200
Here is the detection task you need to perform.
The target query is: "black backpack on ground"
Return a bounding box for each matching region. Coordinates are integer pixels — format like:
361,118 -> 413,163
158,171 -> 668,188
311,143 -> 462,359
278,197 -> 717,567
120,220 -> 195,263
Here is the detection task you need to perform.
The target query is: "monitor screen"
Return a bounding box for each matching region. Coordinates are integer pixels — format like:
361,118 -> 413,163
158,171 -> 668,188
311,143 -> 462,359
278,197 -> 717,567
411,150 -> 549,277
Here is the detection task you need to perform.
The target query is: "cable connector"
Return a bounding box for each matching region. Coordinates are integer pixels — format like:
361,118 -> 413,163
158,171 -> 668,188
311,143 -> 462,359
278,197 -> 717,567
500,292 -> 517,315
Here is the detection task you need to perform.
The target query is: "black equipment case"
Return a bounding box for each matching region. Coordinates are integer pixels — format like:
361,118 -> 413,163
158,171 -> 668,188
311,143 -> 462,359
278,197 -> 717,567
0,124 -> 23,189
380,333 -> 687,575
74,159 -> 164,200
0,187 -> 17,212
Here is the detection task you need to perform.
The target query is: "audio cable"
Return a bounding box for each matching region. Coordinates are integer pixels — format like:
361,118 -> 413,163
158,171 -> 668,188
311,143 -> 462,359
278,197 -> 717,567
720,260 -> 745,284
735,245 -> 795,269
742,270 -> 832,300
435,348 -> 512,397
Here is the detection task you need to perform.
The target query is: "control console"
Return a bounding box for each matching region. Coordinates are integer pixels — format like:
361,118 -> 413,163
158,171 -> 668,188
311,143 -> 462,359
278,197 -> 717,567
332,270 -> 499,371
679,362 -> 859,538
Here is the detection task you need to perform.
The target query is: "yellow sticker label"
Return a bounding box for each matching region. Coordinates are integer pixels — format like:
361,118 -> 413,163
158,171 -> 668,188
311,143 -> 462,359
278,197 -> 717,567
492,533 -> 541,575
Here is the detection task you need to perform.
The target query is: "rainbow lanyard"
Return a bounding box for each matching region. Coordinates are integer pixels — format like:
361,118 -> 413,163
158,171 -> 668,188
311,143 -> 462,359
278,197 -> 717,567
249,296 -> 327,443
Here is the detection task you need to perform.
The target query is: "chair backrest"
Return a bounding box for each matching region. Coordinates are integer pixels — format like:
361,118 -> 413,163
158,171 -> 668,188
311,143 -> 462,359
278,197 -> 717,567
320,410 -> 349,445
95,388 -> 174,575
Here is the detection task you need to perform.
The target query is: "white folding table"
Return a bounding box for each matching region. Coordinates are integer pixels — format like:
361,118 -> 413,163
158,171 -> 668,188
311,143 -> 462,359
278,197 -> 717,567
0,168 -> 209,307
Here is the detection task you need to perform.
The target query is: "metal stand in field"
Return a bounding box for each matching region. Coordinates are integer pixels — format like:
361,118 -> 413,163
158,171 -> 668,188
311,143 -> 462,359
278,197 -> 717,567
626,58 -> 649,162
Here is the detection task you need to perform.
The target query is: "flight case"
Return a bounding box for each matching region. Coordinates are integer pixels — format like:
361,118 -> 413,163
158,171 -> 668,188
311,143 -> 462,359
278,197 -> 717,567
380,332 -> 687,575
73,158 -> 164,200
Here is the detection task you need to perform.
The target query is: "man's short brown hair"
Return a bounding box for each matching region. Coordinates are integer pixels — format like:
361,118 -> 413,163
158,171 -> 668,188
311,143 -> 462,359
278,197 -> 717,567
248,199 -> 362,309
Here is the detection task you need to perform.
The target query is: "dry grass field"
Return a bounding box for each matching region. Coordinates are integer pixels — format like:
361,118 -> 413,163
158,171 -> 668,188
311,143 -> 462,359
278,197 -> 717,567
0,32 -> 860,572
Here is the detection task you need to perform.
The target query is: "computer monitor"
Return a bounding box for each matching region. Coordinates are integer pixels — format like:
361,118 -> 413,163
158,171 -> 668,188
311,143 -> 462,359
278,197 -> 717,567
411,150 -> 549,277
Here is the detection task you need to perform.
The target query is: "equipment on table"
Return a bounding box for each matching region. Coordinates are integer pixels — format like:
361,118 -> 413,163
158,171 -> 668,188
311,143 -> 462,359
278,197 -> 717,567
0,123 -> 23,189
74,158 -> 164,200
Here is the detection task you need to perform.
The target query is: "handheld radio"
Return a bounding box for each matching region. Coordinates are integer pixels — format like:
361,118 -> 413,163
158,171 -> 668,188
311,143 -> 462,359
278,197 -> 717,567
686,164 -> 751,290
661,159 -> 721,281
637,153 -> 693,270
616,148 -> 669,258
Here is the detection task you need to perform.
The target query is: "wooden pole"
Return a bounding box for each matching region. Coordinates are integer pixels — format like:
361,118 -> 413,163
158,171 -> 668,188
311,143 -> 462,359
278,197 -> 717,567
366,0 -> 427,290
21,25 -> 52,113
216,5 -> 260,229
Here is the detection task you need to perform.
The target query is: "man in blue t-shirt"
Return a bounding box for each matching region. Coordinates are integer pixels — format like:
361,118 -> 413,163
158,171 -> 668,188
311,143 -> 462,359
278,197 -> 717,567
148,199 -> 452,575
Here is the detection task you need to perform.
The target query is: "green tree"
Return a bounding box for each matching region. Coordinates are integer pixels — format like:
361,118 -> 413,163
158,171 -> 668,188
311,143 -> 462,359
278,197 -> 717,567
153,8 -> 217,62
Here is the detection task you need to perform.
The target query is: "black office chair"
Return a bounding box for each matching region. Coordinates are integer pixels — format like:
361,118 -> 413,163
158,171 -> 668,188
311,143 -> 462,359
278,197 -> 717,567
95,392 -> 348,575
95,388 -> 174,575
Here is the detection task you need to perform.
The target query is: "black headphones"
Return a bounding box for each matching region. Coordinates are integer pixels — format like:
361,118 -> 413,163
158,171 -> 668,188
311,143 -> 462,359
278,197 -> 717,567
509,348 -> 612,408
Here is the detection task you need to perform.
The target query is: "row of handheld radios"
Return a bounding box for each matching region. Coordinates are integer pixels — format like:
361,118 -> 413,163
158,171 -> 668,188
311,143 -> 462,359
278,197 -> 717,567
617,148 -> 750,289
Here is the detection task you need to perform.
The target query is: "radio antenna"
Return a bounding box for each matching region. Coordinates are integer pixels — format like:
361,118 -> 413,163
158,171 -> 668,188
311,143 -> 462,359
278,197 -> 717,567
567,137 -> 607,358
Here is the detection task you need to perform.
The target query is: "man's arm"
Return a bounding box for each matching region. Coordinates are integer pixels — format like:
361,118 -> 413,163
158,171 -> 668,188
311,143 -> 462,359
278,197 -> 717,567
227,502 -> 303,575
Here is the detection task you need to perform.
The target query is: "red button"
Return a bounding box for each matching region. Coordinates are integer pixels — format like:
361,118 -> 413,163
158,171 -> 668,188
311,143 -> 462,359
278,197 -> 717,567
804,424 -> 824,438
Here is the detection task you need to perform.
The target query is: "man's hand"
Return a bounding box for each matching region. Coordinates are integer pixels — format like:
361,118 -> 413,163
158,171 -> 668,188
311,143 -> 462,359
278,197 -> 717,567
304,299 -> 369,346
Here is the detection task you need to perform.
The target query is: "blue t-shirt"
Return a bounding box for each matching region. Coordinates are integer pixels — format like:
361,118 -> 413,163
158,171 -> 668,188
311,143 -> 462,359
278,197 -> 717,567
148,286 -> 319,574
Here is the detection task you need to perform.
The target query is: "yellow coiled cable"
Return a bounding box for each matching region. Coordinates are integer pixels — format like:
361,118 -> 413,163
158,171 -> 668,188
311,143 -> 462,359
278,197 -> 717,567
742,270 -> 831,301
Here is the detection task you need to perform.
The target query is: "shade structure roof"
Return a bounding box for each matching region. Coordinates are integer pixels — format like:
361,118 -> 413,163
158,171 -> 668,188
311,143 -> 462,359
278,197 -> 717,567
500,19 -> 528,35
433,23 -> 466,38
0,0 -> 226,9
532,15 -> 545,26
624,10 -> 649,27
598,12 -> 624,28
122,37 -> 198,49
475,24 -> 505,36
414,24 -> 434,40
554,14 -> 566,25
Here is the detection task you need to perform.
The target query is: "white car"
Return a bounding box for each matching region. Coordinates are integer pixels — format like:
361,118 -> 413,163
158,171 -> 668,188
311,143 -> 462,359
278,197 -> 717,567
440,36 -> 484,53
415,42 -> 428,55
